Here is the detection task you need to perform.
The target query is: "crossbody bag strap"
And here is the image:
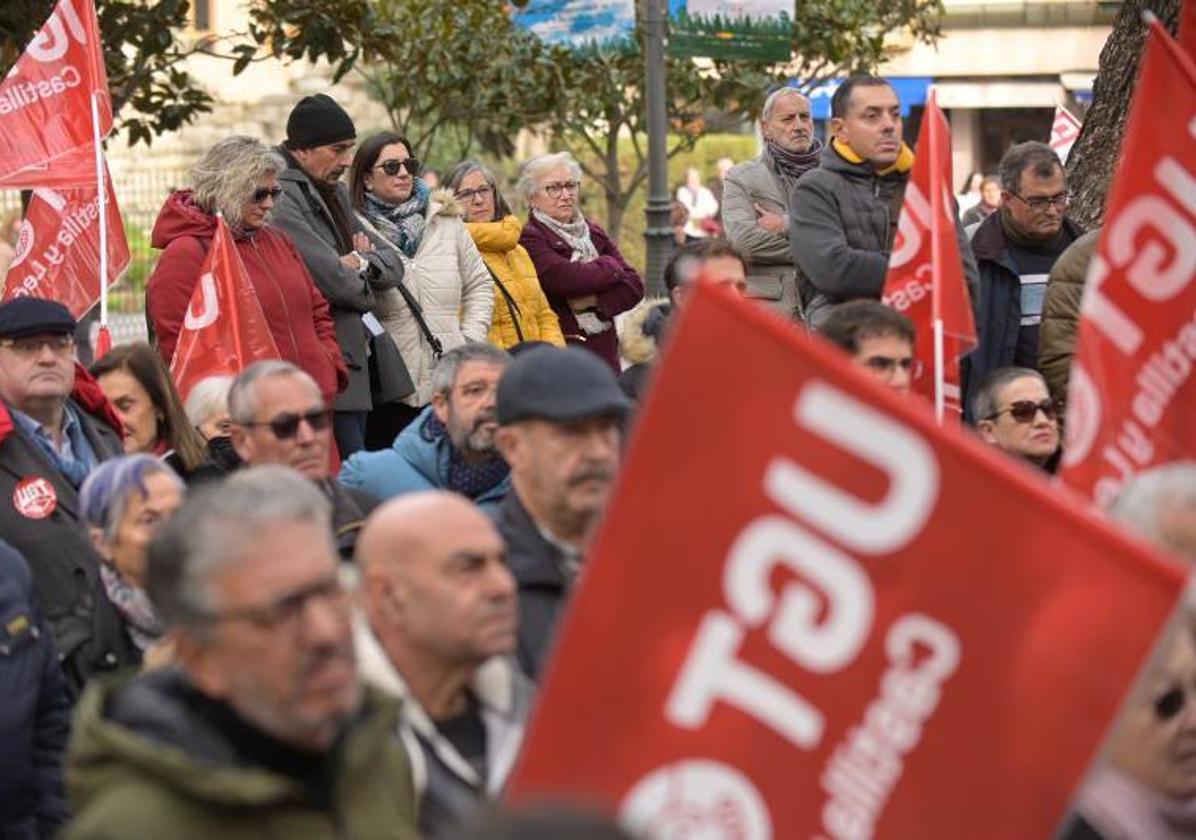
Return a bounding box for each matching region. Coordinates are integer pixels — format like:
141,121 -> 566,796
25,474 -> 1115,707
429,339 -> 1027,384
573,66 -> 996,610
393,279 -> 444,359
486,266 -> 524,344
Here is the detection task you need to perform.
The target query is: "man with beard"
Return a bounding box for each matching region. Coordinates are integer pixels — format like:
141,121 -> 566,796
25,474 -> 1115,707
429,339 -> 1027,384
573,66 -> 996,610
271,93 -> 410,458
339,344 -> 512,511
356,492 -> 532,837
229,361 -> 379,559
64,467 -> 419,839
491,346 -> 630,679
721,87 -> 820,318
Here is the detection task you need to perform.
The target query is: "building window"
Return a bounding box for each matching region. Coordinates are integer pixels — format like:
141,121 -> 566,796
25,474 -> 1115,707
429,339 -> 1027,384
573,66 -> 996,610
194,0 -> 212,31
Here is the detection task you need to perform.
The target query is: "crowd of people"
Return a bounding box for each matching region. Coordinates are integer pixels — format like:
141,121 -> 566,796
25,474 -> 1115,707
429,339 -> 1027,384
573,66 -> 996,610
0,77 -> 1193,840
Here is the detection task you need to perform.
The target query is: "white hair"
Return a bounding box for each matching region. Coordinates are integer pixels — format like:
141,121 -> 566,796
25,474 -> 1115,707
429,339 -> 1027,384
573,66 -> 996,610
516,152 -> 583,204
191,136 -> 286,230
761,87 -> 808,122
184,375 -> 234,429
1110,462 -> 1196,548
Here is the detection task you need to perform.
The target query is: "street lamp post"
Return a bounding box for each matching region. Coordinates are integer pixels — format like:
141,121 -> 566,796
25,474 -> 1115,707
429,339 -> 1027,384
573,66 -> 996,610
642,0 -> 673,297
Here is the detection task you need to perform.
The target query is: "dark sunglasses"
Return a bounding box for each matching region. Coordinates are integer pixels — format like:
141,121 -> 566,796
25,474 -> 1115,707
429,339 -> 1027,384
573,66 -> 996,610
375,158 -> 420,177
988,398 -> 1057,424
863,354 -> 924,378
244,409 -> 331,440
1154,684 -> 1192,722
251,186 -> 283,204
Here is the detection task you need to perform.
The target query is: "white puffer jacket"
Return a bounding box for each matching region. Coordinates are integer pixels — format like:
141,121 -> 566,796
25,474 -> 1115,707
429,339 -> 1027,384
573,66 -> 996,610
357,189 -> 495,406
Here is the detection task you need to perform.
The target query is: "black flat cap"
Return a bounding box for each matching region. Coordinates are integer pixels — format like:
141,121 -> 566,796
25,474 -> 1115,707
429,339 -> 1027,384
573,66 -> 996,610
0,297 -> 76,339
497,346 -> 631,425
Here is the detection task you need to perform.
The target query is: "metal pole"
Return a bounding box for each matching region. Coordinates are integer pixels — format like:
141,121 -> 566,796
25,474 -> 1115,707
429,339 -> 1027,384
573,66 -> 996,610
642,0 -> 673,297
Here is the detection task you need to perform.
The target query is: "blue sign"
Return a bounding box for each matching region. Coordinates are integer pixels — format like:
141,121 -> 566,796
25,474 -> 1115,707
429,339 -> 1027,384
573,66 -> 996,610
799,76 -> 935,120
512,0 -> 636,49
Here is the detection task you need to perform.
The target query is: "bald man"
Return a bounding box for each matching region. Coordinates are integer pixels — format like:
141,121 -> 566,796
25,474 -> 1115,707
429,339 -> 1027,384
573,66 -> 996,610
355,492 -> 533,838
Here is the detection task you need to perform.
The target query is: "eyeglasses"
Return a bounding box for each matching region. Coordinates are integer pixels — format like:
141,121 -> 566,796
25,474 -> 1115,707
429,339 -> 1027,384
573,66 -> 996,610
454,185 -> 493,202
375,158 -> 420,177
863,354 -> 923,378
251,186 -> 283,204
542,180 -> 581,198
195,576 -> 350,634
987,398 -> 1057,424
1010,191 -> 1070,213
242,408 -> 331,440
0,334 -> 75,356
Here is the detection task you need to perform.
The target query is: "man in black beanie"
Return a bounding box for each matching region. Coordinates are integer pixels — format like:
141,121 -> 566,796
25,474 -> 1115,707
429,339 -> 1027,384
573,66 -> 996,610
271,93 -> 412,457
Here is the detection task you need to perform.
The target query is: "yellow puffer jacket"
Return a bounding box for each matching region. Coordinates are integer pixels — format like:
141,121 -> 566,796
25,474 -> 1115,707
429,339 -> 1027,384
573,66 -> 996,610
466,215 -> 565,349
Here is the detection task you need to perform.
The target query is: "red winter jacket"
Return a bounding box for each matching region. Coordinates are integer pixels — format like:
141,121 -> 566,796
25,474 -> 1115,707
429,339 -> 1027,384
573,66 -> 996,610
146,191 -> 348,403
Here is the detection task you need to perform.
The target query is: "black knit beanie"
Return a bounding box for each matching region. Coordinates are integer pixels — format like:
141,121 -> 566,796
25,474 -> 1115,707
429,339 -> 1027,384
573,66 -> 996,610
285,94 -> 356,149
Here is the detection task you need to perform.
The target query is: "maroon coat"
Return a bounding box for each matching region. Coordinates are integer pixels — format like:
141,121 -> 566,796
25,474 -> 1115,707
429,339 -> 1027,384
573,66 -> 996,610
519,213 -> 644,371
146,191 -> 348,403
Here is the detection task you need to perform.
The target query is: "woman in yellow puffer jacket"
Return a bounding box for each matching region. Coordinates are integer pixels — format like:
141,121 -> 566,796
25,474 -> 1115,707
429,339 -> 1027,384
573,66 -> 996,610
447,161 -> 565,349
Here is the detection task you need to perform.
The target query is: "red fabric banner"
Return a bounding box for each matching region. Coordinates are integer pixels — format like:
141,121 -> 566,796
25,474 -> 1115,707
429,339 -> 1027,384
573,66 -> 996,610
1180,0 -> 1196,60
2,172 -> 129,318
170,215 -> 281,401
0,0 -> 111,189
881,95 -> 976,417
1060,22 -> 1196,508
1049,105 -> 1083,164
506,283 -> 1184,839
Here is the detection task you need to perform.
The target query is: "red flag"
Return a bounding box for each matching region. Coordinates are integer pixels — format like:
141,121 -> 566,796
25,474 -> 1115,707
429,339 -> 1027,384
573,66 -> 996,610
1181,0 -> 1196,59
0,0 -> 111,189
1049,105 -> 1082,164
1061,22 -> 1196,508
882,94 -> 976,419
2,171 -> 128,318
506,283 -> 1184,838
170,215 -> 281,401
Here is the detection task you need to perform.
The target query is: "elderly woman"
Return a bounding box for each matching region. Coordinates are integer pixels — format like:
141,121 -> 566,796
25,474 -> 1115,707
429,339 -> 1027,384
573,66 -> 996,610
518,152 -> 644,371
80,455 -> 185,660
446,160 -> 564,349
349,132 -> 493,447
91,343 -> 222,484
146,135 -> 347,409
183,374 -> 240,472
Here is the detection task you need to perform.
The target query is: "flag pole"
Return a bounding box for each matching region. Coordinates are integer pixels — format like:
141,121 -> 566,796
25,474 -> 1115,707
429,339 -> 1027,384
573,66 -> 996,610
90,90 -> 110,357
927,91 -> 946,424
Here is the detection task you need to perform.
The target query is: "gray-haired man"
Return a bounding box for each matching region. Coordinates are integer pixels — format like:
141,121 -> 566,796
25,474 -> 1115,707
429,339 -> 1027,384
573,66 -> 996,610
64,467 -> 419,839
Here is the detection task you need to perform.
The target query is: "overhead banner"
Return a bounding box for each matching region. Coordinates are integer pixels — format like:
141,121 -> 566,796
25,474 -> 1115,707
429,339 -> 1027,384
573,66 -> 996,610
882,93 -> 976,419
510,0 -> 636,50
170,214 -> 280,401
668,0 -> 793,61
2,173 -> 129,318
0,0 -> 112,189
1061,22 -> 1196,508
506,283 -> 1184,838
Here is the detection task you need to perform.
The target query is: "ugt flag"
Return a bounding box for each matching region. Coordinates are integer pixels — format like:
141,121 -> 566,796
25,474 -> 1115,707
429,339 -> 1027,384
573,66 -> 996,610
1061,21 -> 1196,508
1049,105 -> 1082,165
881,94 -> 976,418
170,214 -> 280,401
0,0 -> 111,188
507,283 -> 1184,839
2,170 -> 129,317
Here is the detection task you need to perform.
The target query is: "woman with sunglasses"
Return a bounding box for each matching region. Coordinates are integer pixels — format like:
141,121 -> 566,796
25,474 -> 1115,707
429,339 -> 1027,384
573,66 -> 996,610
349,133 -> 493,448
146,135 -> 348,412
446,160 -> 564,350
517,152 -> 644,372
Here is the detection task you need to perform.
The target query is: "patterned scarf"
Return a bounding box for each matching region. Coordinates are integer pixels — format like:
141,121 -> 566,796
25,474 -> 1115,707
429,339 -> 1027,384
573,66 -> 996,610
531,207 -> 599,262
364,179 -> 429,258
100,563 -> 164,652
763,136 -> 825,204
423,413 -> 510,499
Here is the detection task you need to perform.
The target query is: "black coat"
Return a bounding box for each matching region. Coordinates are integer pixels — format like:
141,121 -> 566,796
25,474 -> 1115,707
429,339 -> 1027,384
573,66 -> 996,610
490,491 -> 572,681
0,539 -> 71,839
0,401 -> 139,698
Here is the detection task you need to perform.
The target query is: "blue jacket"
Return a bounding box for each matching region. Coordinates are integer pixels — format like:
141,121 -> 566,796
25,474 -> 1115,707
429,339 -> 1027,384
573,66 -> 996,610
338,407 -> 510,509
0,539 -> 71,839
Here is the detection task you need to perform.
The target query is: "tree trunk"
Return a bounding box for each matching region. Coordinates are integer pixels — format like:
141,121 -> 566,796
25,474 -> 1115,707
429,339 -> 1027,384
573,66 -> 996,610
1066,0 -> 1179,229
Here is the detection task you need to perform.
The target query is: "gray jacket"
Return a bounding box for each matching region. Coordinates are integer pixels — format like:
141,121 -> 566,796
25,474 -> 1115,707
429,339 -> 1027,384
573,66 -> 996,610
271,154 -> 408,411
790,142 -> 980,327
721,157 -> 800,308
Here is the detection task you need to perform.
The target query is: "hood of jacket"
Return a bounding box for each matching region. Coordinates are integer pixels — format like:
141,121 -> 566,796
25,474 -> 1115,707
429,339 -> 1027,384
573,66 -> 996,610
68,668 -> 401,811
150,190 -> 217,250
466,214 -> 522,255
426,187 -> 463,221
821,138 -> 915,182
618,298 -> 671,366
